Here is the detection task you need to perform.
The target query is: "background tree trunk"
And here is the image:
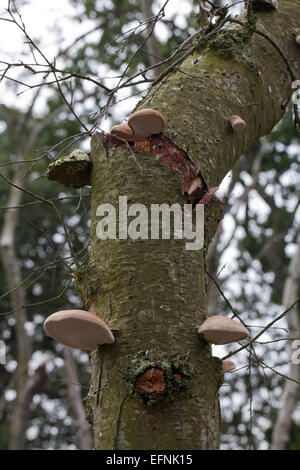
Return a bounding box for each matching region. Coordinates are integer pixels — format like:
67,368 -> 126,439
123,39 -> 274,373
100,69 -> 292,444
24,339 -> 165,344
63,347 -> 92,450
0,158 -> 32,450
77,0 -> 300,450
271,232 -> 300,450
140,0 -> 163,77
0,103 -> 67,449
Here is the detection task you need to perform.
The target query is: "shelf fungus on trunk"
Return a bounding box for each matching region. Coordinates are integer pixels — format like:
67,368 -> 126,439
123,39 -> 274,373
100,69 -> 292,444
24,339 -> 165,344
222,360 -> 236,373
47,149 -> 92,188
198,315 -> 249,345
127,108 -> 165,138
227,115 -> 246,133
109,108 -> 166,145
44,309 -> 114,350
110,122 -> 144,144
185,176 -> 223,207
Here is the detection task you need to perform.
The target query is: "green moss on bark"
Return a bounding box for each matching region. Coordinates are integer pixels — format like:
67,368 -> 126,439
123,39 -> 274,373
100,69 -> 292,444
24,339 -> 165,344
126,350 -> 193,405
74,263 -> 102,305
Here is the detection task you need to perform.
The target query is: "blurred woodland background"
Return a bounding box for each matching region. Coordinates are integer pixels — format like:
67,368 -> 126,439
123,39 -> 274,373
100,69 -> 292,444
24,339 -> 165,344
0,0 -> 299,450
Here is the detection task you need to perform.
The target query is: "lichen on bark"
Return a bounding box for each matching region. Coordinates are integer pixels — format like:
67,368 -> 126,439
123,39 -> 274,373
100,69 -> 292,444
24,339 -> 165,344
125,350 -> 194,405
47,149 -> 91,188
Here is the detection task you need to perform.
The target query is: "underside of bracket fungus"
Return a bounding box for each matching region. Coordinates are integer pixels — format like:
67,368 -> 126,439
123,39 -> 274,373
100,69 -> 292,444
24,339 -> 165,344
198,315 -> 249,345
250,0 -> 278,10
47,149 -> 91,188
222,360 -> 236,373
44,309 -> 114,350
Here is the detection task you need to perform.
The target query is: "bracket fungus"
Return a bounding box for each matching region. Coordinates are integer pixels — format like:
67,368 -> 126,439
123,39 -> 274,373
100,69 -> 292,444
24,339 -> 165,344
110,122 -> 134,141
44,309 -> 114,350
250,0 -> 278,10
185,177 -> 224,206
228,115 -> 246,133
222,360 -> 236,373
198,315 -> 249,345
127,108 -> 165,138
187,177 -> 203,196
110,122 -> 145,143
109,108 -> 165,144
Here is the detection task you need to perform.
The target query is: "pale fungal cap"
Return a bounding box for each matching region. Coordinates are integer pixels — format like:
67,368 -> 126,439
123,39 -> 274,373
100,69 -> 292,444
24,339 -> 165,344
128,108 -> 165,137
296,35 -> 300,47
187,177 -> 203,196
44,309 -> 114,350
110,122 -> 134,141
222,360 -> 236,373
228,115 -> 246,132
198,315 -> 249,345
110,121 -> 151,142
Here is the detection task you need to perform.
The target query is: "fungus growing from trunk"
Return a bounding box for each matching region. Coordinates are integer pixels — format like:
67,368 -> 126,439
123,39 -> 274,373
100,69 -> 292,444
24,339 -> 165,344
187,177 -> 203,196
228,115 -> 246,133
110,122 -> 134,141
128,108 -> 165,137
110,122 -> 146,143
198,315 -> 249,345
44,309 -> 114,350
222,360 -> 236,373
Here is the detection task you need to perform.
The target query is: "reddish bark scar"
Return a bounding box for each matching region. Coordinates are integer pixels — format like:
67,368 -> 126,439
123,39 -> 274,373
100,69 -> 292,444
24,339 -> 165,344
135,367 -> 166,400
99,131 -> 224,207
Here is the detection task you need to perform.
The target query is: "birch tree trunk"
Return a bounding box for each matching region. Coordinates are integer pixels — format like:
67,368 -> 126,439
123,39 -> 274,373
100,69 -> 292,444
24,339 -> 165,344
140,0 -> 163,77
0,103 -> 67,449
63,347 -> 92,450
0,159 -> 32,449
79,1 -> 300,449
271,232 -> 300,450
